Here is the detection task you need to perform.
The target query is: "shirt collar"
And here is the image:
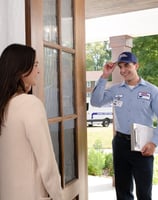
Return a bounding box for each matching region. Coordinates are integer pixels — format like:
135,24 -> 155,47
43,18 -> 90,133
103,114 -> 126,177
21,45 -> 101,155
119,78 -> 147,87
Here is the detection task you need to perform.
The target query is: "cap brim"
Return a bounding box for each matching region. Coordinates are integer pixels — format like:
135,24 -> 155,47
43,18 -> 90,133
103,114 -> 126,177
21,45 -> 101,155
116,60 -> 132,64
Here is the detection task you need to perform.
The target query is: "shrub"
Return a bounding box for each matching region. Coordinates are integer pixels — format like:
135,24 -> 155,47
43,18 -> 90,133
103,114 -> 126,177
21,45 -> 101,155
88,148 -> 105,176
104,153 -> 114,176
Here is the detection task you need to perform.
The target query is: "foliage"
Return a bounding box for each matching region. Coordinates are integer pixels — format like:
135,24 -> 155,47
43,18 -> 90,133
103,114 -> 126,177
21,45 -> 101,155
132,35 -> 158,86
86,41 -> 111,71
153,117 -> 158,127
88,139 -> 113,176
88,148 -> 105,176
153,154 -> 158,184
88,148 -> 114,177
93,139 -> 103,149
104,153 -> 114,176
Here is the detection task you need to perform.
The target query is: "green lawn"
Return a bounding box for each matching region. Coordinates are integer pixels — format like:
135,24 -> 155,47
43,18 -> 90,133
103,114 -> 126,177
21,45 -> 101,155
87,124 -> 113,149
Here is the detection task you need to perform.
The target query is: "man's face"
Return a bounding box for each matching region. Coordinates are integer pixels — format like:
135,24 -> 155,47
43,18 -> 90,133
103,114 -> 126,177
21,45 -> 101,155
118,62 -> 138,82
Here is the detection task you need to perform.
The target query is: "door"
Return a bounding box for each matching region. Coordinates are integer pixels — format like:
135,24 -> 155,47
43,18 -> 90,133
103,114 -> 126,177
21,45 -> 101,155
25,0 -> 87,199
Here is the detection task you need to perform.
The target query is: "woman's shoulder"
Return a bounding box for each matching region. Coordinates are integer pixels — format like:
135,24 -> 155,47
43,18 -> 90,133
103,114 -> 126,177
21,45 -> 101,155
22,93 -> 41,102
12,93 -> 44,107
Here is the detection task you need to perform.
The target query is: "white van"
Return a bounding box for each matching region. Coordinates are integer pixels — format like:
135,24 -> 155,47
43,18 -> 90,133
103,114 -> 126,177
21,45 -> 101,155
86,99 -> 113,127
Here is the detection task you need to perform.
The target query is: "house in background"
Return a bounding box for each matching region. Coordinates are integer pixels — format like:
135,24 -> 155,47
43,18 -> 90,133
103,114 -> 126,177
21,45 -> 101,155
86,71 -> 113,98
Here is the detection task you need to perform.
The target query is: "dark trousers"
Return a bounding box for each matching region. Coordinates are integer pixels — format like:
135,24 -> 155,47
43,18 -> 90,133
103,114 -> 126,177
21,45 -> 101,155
112,133 -> 153,200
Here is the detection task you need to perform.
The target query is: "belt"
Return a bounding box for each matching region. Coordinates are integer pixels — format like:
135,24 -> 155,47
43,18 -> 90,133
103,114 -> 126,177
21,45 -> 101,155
116,131 -> 131,140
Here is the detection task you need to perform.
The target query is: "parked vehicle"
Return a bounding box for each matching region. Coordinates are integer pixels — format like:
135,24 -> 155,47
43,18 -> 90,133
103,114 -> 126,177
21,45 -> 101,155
86,99 -> 113,127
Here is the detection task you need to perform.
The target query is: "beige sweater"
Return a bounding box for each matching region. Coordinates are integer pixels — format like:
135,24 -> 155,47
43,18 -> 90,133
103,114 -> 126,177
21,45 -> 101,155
0,94 -> 62,200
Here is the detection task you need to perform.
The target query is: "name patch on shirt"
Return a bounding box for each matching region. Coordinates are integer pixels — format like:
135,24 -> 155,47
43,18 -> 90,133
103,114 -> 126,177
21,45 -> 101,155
113,94 -> 123,107
138,91 -> 151,100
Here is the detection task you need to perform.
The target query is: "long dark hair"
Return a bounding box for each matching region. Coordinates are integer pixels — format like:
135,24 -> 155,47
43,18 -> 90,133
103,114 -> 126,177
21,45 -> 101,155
0,43 -> 36,134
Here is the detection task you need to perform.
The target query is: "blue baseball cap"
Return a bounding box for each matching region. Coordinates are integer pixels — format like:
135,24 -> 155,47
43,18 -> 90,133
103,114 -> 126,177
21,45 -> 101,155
117,52 -> 138,64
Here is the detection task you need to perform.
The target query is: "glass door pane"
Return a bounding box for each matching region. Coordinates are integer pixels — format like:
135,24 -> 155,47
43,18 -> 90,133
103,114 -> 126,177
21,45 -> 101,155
44,47 -> 60,118
62,52 -> 75,115
49,123 -> 60,165
43,0 -> 58,43
61,0 -> 73,48
64,120 -> 77,183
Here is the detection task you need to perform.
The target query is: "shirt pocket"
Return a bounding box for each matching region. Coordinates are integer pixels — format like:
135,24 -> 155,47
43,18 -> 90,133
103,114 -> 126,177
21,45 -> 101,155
137,99 -> 151,110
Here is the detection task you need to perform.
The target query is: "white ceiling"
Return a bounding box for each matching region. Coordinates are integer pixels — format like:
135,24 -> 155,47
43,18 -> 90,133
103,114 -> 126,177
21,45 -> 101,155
85,0 -> 158,19
85,7 -> 158,43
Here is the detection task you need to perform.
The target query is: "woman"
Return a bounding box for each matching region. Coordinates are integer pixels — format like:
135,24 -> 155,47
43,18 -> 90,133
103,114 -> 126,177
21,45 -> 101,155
0,44 -> 63,200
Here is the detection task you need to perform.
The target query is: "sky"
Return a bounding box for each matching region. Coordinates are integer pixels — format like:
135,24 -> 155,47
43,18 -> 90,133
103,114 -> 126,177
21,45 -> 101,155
85,7 -> 158,43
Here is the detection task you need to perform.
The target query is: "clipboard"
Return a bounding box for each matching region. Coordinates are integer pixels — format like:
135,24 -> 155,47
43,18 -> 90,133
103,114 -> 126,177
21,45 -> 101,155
131,123 -> 154,151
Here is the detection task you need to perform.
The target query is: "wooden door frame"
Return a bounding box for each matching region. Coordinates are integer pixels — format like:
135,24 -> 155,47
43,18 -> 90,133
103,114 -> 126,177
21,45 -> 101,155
25,0 -> 87,199
25,0 -> 44,100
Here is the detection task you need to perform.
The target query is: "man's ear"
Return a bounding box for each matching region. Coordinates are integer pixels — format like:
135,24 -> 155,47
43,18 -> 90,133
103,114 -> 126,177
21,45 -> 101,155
135,63 -> 139,70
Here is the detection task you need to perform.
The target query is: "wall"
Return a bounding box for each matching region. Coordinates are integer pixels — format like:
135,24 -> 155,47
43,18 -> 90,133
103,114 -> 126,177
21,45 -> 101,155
0,0 -> 25,54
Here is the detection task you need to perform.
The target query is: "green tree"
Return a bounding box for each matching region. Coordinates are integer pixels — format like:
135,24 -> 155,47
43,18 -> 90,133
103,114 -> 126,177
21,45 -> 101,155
132,35 -> 158,86
86,41 -> 111,71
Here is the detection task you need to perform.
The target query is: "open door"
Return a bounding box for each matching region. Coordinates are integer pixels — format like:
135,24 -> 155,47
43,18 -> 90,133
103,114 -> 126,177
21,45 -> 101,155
25,0 -> 87,199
